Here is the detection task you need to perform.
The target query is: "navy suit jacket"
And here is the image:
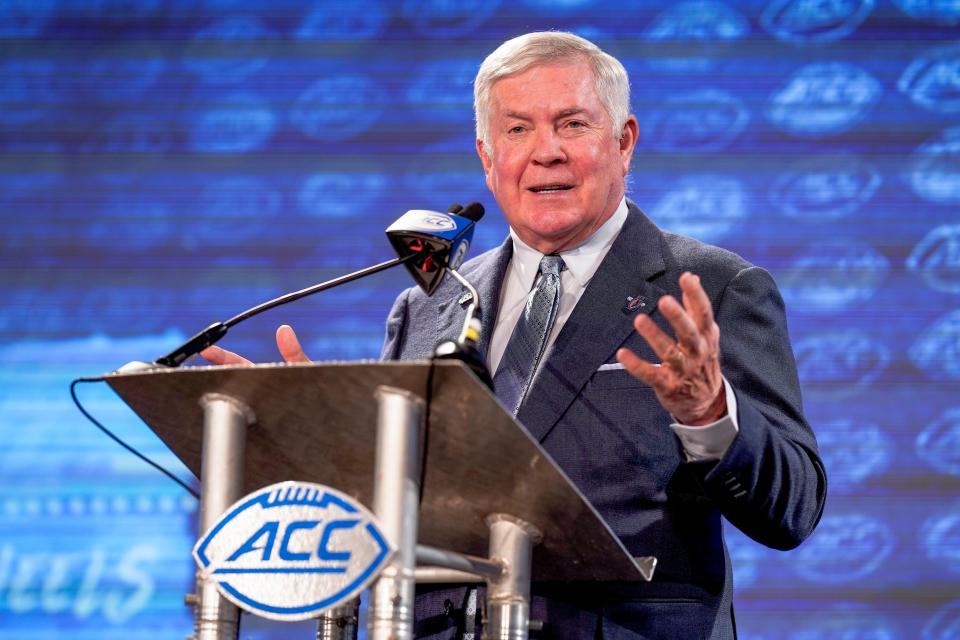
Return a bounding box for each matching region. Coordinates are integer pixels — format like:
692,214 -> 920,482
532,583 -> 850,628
381,202 -> 827,639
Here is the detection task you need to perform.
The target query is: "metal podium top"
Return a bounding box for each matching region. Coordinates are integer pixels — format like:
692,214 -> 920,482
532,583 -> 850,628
106,360 -> 647,583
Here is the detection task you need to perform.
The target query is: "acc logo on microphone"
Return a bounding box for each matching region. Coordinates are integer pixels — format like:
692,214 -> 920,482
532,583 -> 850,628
193,481 -> 392,621
401,210 -> 457,231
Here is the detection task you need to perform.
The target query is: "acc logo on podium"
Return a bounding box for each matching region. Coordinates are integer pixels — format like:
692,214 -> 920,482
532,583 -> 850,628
193,481 -> 393,621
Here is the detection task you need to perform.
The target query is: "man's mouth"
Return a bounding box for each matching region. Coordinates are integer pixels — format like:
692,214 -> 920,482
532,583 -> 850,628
529,184 -> 574,193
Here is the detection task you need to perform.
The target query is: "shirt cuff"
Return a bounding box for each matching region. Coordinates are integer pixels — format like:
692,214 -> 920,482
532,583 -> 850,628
669,376 -> 739,462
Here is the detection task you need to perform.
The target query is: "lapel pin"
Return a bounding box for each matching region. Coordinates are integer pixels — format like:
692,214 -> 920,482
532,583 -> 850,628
622,295 -> 647,314
458,291 -> 474,306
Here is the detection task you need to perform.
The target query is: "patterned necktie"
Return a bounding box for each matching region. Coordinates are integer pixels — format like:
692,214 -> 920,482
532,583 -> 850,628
493,254 -> 565,415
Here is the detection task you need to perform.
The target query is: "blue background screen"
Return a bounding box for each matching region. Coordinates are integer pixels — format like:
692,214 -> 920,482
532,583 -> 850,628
2,1 -> 959,638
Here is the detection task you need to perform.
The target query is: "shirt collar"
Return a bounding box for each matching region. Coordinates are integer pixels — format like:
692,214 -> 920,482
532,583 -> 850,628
509,197 -> 629,290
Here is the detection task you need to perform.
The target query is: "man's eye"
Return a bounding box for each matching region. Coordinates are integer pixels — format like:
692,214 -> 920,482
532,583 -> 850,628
566,120 -> 584,128
508,126 -> 525,134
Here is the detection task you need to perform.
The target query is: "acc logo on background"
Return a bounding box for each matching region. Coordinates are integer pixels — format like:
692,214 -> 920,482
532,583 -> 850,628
779,243 -> 890,314
641,1 -> 749,74
182,16 -> 273,83
924,600 -> 960,640
299,171 -> 388,219
405,59 -> 479,126
767,62 -> 881,136
794,514 -> 895,583
194,481 -> 392,621
291,74 -> 383,142
816,419 -> 891,492
908,127 -> 960,204
899,43 -> 960,113
650,174 -> 746,242
907,224 -> 960,293
0,0 -> 57,37
643,90 -> 750,152
295,0 -> 389,40
190,93 -> 276,154
910,309 -> 960,380
761,0 -> 875,44
894,0 -> 960,25
794,330 -> 890,395
400,0 -> 500,38
921,508 -> 960,571
769,154 -> 881,221
917,407 -> 960,476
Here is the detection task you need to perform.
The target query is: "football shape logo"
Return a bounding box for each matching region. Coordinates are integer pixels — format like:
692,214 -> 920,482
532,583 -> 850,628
193,481 -> 393,621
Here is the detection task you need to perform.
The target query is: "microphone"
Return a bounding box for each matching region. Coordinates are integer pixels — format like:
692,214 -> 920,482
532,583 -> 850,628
417,203 -> 492,388
385,202 -> 484,296
117,203 -> 484,373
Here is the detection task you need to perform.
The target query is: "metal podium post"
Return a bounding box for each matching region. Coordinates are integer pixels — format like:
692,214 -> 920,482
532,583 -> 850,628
189,393 -> 254,640
367,386 -> 425,640
485,515 -> 541,640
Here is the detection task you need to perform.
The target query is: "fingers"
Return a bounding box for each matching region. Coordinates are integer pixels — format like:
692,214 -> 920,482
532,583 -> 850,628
617,347 -> 669,388
200,345 -> 253,366
679,272 -> 715,334
657,294 -> 704,356
276,325 -> 311,363
632,313 -> 677,362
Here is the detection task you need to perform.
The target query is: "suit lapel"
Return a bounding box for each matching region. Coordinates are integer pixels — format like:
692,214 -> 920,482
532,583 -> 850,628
436,238 -> 513,358
517,204 -> 668,442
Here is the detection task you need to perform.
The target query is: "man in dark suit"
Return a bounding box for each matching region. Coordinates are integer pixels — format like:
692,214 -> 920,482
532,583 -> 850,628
205,30 -> 826,640
379,32 -> 826,639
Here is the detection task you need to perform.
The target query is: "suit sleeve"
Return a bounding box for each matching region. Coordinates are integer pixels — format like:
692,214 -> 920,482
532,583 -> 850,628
381,287 -> 411,360
695,266 -> 827,551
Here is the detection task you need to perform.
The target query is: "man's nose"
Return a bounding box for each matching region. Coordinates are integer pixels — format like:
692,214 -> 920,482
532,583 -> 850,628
531,129 -> 566,166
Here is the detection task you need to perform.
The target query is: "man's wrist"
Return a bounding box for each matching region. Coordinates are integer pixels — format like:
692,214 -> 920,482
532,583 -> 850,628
684,385 -> 728,427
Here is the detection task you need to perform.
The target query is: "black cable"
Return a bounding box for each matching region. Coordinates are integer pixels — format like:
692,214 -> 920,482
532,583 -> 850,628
70,376 -> 200,499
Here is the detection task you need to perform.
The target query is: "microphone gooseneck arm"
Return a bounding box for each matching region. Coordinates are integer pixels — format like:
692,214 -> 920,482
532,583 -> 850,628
153,253 -> 417,368
446,268 -> 481,346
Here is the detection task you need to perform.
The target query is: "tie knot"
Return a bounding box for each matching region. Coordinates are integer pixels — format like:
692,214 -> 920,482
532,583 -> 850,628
539,254 -> 565,277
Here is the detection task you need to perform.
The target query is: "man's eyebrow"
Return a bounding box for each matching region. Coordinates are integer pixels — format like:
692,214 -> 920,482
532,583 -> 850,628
556,107 -> 587,118
501,107 -> 590,120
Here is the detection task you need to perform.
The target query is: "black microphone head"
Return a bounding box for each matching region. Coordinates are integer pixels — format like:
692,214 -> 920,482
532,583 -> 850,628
385,208 -> 478,295
459,202 -> 484,222
447,203 -> 464,214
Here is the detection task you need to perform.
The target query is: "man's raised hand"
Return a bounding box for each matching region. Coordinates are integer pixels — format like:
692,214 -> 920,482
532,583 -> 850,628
200,324 -> 311,366
616,272 -> 727,426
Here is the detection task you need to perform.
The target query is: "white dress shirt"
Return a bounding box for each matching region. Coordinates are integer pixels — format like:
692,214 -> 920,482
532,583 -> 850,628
488,197 -> 739,461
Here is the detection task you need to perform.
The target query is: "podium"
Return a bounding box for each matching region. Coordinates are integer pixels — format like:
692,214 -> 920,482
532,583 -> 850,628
107,360 -> 654,639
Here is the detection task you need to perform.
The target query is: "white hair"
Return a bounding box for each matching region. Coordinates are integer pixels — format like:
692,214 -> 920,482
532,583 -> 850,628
473,31 -> 631,152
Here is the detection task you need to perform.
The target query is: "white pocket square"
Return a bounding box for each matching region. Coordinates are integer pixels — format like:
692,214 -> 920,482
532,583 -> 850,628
597,362 -> 625,371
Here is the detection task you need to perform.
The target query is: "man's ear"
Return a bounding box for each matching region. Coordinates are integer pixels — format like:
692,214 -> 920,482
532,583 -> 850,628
476,137 -> 493,175
619,116 -> 639,175
477,137 -> 494,191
